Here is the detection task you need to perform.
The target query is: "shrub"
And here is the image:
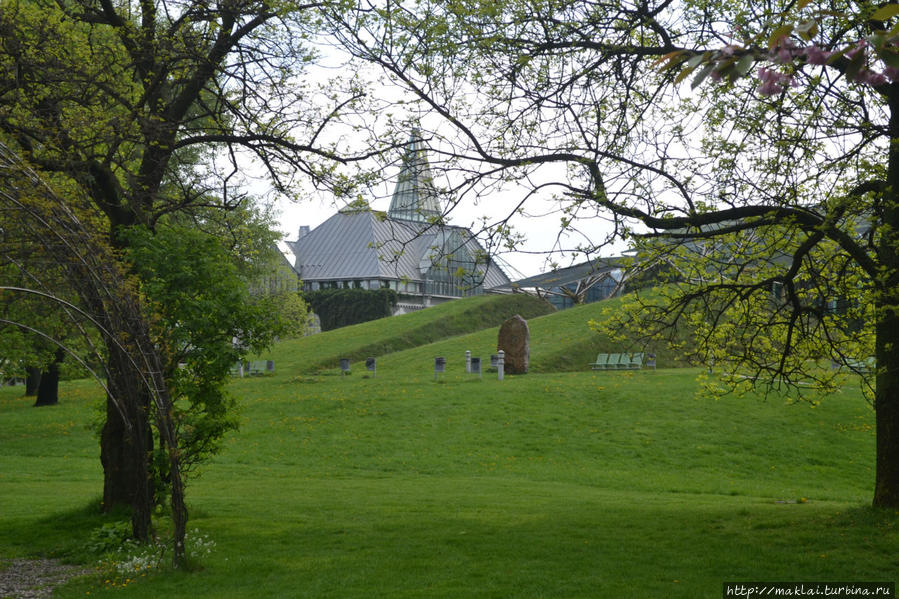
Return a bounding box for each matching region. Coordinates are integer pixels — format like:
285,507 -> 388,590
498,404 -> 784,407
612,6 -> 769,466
304,288 -> 398,331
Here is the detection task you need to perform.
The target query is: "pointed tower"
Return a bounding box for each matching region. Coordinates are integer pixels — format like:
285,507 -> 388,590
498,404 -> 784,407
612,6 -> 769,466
387,129 -> 442,222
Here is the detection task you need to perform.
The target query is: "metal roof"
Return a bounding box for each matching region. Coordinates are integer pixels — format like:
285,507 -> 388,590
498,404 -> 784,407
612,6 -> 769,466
286,210 -> 511,289
500,257 -> 625,290
285,129 -> 509,291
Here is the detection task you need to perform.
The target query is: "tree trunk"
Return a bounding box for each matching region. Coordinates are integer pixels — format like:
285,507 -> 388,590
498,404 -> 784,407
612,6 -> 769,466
24,366 -> 41,397
99,395 -> 139,506
33,349 -> 64,407
100,353 -> 154,541
873,93 -> 899,508
873,307 -> 899,507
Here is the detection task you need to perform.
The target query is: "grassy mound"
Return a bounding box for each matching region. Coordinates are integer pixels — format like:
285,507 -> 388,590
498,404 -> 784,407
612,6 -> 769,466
272,293 -> 554,374
358,294 -> 692,376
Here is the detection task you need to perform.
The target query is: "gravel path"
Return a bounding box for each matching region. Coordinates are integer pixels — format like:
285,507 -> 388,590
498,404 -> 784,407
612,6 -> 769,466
0,558 -> 91,599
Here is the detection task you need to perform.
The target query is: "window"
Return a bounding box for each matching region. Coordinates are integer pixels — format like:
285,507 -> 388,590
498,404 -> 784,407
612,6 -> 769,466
425,230 -> 484,297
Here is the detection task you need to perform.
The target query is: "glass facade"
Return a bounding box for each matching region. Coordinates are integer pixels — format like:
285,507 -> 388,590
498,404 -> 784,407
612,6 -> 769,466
546,276 -> 619,310
423,230 -> 486,298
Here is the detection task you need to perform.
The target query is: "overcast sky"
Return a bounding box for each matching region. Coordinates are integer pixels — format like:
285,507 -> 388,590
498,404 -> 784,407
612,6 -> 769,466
263,44 -> 631,280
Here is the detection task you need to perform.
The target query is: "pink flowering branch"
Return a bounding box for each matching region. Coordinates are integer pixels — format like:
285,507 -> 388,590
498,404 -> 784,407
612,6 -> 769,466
664,7 -> 899,97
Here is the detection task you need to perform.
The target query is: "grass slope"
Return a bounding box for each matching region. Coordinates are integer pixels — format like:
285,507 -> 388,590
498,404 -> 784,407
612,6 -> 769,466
0,297 -> 894,598
358,295 -> 690,376
271,293 -> 554,374
269,293 -> 688,380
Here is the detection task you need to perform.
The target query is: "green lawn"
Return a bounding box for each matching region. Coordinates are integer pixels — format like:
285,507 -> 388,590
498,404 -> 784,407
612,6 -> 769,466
0,307 -> 895,597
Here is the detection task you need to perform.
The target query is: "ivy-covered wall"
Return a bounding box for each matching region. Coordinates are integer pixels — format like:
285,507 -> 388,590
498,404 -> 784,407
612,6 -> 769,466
303,288 -> 399,331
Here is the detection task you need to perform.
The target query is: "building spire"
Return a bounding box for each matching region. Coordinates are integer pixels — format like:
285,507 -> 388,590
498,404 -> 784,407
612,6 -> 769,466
387,128 -> 442,222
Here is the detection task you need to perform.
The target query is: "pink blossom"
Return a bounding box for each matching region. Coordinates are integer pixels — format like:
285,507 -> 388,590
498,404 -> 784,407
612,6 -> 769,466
846,40 -> 867,59
771,39 -> 798,64
862,70 -> 888,86
757,67 -> 794,96
758,67 -> 778,82
804,45 -> 832,65
759,80 -> 785,96
885,66 -> 899,82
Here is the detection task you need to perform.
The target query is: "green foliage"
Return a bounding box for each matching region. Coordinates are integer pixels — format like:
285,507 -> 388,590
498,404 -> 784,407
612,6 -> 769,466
265,291 -> 311,339
124,225 -> 285,477
170,203 -> 285,284
0,253 -> 96,383
303,288 -> 398,331
594,228 -> 875,402
86,521 -> 132,555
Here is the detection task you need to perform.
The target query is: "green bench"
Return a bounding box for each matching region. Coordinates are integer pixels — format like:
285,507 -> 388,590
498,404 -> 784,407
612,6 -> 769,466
231,360 -> 275,376
844,357 -> 875,374
590,352 -> 646,370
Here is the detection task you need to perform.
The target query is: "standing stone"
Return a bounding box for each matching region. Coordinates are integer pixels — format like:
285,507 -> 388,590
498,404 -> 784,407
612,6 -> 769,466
497,314 -> 529,375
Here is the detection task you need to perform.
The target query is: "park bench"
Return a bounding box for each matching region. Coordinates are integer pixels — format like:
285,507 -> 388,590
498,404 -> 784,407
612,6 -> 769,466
233,360 -> 275,376
844,357 -> 875,374
607,353 -> 625,369
590,352 -> 646,370
590,353 -> 610,370
628,353 -> 644,369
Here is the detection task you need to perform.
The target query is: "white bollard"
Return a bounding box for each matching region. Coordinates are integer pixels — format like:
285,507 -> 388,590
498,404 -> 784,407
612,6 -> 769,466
497,350 -> 505,381
465,350 -> 471,373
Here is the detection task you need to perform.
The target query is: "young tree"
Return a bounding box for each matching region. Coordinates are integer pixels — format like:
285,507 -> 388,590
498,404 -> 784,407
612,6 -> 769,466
124,222 -> 296,484
323,0 -> 899,506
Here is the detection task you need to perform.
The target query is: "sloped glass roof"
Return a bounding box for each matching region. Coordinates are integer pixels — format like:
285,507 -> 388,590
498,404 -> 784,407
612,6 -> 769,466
387,130 -> 442,222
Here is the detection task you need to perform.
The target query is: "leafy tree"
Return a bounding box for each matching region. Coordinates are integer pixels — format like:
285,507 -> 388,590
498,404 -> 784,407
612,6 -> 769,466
0,0 -> 389,542
0,142 -> 189,565
324,0 -> 899,506
124,224 -> 294,483
0,236 -> 93,406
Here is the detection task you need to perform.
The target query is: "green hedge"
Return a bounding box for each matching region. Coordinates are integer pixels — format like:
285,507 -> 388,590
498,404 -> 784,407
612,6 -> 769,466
303,288 -> 398,331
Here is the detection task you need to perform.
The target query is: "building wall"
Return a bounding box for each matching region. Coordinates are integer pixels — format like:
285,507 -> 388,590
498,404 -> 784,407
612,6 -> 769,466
252,247 -> 299,296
